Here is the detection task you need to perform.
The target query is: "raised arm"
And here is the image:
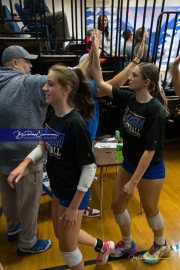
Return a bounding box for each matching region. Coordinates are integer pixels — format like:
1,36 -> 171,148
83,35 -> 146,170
92,30 -> 113,98
107,34 -> 145,88
92,31 -> 145,98
172,55 -> 180,96
77,31 -> 102,73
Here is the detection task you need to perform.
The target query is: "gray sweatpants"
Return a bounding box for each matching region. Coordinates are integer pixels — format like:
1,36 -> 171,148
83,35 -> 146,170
0,164 -> 43,249
36,11 -> 70,48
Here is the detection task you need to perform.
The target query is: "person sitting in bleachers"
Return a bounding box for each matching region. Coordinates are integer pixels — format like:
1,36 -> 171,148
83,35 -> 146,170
83,28 -> 93,53
120,29 -> 133,67
23,0 -> 70,53
97,14 -> 111,56
133,27 -> 166,62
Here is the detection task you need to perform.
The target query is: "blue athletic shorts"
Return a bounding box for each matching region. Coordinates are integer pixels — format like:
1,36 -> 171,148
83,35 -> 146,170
54,188 -> 90,210
121,158 -> 165,179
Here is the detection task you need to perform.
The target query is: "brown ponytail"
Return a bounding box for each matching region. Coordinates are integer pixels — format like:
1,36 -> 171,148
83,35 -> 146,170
138,63 -> 170,117
151,84 -> 170,117
73,68 -> 94,121
49,64 -> 94,121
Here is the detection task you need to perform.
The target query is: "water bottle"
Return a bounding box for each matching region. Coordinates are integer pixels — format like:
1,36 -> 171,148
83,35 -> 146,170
116,141 -> 122,160
115,130 -> 120,140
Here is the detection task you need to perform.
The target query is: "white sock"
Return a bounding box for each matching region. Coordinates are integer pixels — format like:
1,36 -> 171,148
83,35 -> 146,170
122,235 -> 132,245
154,236 -> 165,246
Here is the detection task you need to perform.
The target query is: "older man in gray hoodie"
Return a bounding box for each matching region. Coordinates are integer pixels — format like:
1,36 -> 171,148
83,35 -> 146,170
0,45 -> 52,255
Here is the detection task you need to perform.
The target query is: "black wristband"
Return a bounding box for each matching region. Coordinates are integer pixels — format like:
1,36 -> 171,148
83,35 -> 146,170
136,56 -> 141,60
94,238 -> 103,253
132,60 -> 139,65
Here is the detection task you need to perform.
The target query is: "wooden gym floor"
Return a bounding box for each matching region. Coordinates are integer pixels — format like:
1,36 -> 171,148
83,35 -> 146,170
0,143 -> 180,270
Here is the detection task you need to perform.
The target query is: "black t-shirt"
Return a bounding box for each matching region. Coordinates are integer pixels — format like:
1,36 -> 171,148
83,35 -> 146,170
112,88 -> 166,166
43,109 -> 95,199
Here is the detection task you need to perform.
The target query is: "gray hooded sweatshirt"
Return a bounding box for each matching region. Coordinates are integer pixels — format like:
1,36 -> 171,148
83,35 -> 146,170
0,67 -> 47,167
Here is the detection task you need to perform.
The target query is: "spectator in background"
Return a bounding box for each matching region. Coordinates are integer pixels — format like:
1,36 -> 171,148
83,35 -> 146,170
97,14 -> 111,56
172,55 -> 180,96
133,27 -> 165,62
120,29 -> 133,67
23,0 -> 70,53
83,28 -> 93,53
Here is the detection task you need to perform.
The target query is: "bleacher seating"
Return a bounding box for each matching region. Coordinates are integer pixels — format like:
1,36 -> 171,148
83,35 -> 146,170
0,5 -> 24,38
14,3 -> 52,52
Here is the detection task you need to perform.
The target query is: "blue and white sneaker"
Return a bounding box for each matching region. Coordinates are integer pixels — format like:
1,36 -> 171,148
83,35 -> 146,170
17,239 -> 52,256
7,222 -> 22,242
110,240 -> 138,257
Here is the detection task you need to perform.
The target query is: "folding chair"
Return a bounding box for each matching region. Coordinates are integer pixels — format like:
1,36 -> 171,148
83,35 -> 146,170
1,5 -> 24,38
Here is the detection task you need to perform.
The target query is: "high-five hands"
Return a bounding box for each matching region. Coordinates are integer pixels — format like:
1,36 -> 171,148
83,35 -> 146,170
91,29 -> 102,56
89,28 -> 102,59
136,33 -> 145,60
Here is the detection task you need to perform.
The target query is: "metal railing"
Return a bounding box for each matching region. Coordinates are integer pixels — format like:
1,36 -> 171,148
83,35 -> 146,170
0,0 -> 180,78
